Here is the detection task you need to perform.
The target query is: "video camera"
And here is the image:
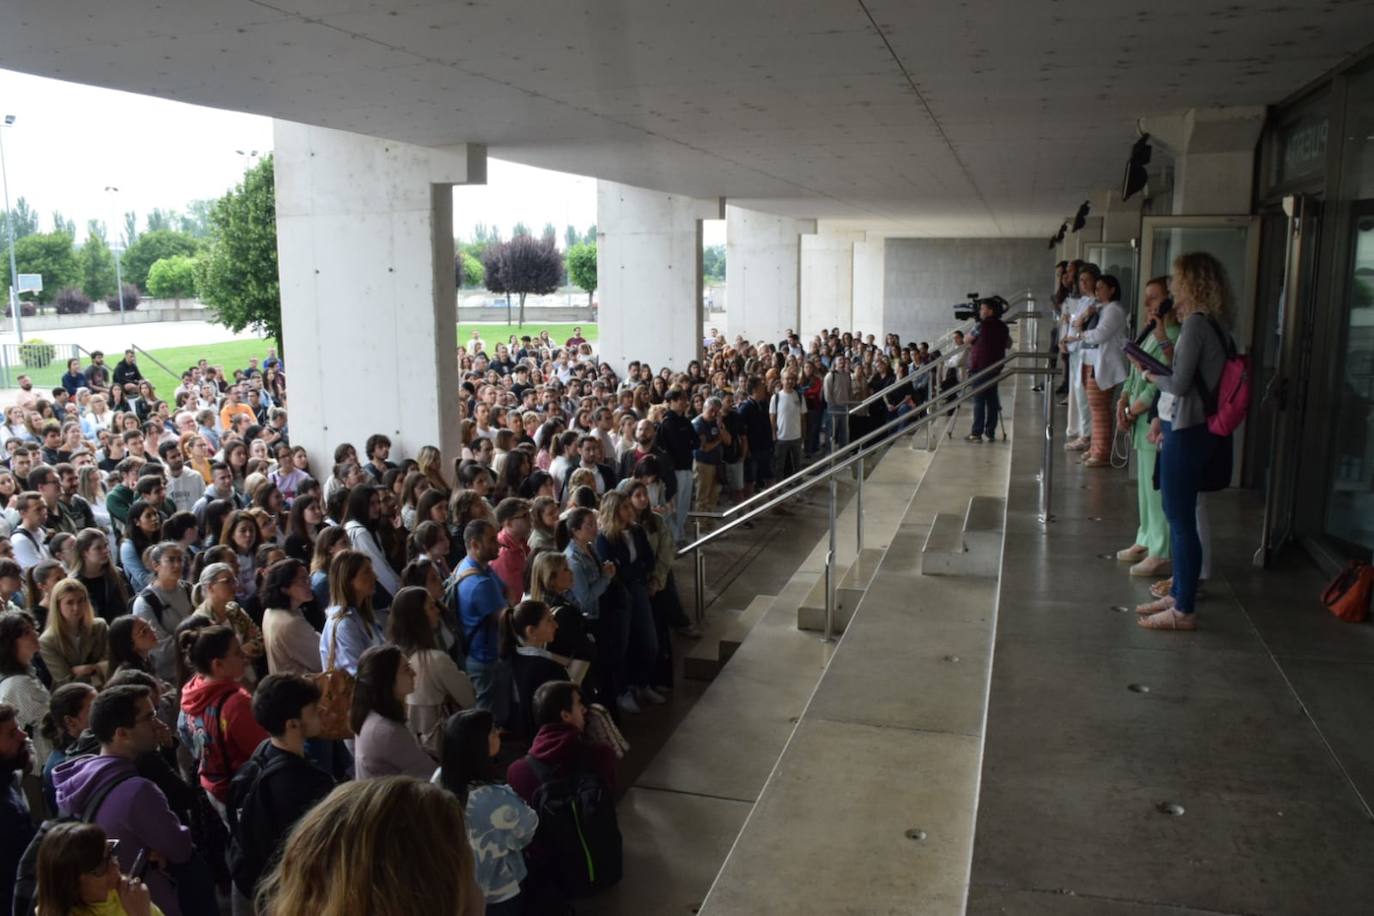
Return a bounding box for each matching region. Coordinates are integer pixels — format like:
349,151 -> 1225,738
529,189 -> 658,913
952,292 -> 1009,322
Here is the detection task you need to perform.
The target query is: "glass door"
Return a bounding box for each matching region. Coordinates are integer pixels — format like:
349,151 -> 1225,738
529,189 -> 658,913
1323,204 -> 1374,555
1082,241 -> 1138,323
1254,196 -> 1323,566
1137,215 -> 1261,484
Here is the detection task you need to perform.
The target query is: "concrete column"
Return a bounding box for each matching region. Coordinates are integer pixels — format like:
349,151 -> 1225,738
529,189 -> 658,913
726,205 -> 816,343
597,180 -> 722,374
800,227 -> 865,334
274,120 -> 485,467
1146,107 -> 1264,215
851,235 -> 886,338
1099,192 -> 1143,243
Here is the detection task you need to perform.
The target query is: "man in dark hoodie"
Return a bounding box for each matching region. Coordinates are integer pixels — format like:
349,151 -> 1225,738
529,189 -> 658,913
0,703 -> 36,912
229,673 -> 335,899
52,685 -> 195,916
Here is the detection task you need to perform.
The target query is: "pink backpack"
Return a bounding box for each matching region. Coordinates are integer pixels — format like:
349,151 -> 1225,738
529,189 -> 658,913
1200,318 -> 1250,437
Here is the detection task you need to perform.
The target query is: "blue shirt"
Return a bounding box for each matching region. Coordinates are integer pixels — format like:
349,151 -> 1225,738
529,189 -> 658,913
691,415 -> 722,465
454,557 -> 507,664
319,605 -> 384,676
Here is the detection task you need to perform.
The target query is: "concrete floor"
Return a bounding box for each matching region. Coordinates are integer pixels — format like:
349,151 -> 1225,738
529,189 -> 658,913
967,383 -> 1374,915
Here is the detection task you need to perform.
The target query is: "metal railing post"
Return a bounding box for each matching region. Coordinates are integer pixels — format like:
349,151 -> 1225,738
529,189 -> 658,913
855,455 -> 864,556
824,499 -> 836,646
1039,381 -> 1055,526
693,519 -> 706,626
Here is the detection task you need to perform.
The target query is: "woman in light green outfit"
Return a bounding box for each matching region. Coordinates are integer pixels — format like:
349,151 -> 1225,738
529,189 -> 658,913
1115,277 -> 1180,577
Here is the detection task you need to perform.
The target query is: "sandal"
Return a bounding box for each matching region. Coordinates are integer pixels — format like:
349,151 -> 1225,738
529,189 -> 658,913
1137,607 -> 1197,630
1082,456 -> 1110,468
1149,577 -> 1173,599
1116,544 -> 1148,563
1135,595 -> 1174,615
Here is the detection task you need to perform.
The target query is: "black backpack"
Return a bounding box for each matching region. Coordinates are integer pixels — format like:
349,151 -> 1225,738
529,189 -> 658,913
13,767 -> 136,916
523,751 -> 622,898
131,581 -> 192,626
226,749 -> 295,897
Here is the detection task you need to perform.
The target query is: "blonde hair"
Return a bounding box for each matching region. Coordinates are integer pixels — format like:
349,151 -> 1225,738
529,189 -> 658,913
598,490 -> 631,540
256,776 -> 480,916
44,578 -> 94,639
527,551 -> 571,603
1171,252 -> 1233,324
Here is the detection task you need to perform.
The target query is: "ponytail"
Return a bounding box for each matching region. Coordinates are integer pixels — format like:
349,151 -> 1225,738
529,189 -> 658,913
40,682 -> 97,751
498,599 -> 548,659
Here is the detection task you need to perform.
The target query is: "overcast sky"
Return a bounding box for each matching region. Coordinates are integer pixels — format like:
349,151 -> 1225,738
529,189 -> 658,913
0,67 -> 687,247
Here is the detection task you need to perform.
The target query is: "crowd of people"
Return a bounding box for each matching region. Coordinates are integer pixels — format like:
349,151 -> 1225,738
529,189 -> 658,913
0,318 -> 973,915
1052,253 -> 1241,632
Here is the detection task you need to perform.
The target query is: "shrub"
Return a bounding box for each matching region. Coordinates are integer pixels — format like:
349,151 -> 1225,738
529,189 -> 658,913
53,287 -> 93,315
2,300 -> 37,318
104,283 -> 142,312
18,338 -> 55,369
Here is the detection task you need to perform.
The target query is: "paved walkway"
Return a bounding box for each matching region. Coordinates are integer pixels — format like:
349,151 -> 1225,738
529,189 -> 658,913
967,384 -> 1374,914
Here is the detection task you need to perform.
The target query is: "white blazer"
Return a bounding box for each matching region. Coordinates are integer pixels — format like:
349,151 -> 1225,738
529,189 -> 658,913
1081,300 -> 1129,389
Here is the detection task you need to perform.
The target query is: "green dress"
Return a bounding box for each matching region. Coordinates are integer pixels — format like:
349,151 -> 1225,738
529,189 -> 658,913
1120,323 -> 1181,557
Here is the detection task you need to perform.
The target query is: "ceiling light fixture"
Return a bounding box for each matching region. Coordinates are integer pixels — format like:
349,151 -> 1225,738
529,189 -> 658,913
1071,201 -> 1091,232
1121,133 -> 1152,201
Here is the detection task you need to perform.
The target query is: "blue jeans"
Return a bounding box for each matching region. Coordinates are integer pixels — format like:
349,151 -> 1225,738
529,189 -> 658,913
971,376 -> 1000,438
1160,422 -> 1216,614
466,656 -> 513,727
672,468 -> 693,542
827,407 -> 849,450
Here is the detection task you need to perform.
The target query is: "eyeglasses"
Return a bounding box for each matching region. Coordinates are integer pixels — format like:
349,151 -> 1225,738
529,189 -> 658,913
88,838 -> 120,875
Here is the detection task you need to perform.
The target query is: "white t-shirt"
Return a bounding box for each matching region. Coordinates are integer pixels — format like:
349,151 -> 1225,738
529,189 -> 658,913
770,389 -> 805,442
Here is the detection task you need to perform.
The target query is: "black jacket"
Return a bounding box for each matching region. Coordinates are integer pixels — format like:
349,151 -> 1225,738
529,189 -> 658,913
112,359 -> 144,387
561,462 -> 617,496
229,740 -> 335,896
511,651 -> 570,740
655,411 -> 699,471
615,447 -> 679,502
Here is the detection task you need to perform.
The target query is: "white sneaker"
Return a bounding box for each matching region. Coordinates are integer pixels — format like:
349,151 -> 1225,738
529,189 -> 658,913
617,691 -> 642,715
637,686 -> 668,706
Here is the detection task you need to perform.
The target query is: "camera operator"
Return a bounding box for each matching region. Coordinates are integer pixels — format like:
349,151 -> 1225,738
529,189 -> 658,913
965,299 -> 1011,442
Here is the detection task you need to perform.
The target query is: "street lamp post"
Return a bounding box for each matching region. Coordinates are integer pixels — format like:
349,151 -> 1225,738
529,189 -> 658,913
1,114 -> 24,342
105,186 -> 126,324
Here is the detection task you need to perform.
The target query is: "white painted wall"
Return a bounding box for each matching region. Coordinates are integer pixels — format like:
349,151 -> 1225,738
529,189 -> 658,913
851,236 -> 886,339
726,205 -> 815,344
598,180 -> 719,374
800,228 -> 864,334
274,120 -> 484,467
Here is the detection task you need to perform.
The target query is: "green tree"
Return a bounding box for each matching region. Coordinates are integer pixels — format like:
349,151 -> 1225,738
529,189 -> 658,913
494,235 -> 561,325
146,254 -> 199,302
179,199 -> 214,238
564,224 -> 580,249
145,208 -> 178,233
703,244 -> 726,282
122,211 -> 139,248
122,229 -> 201,290
50,211 -> 75,238
198,156 -> 282,348
5,231 -> 80,303
79,230 -> 117,300
583,224 -> 597,244
541,222 -> 557,246
455,250 -> 484,288
472,222 -> 493,245
566,242 -> 597,307
512,221 -> 531,239
1,197 -> 39,242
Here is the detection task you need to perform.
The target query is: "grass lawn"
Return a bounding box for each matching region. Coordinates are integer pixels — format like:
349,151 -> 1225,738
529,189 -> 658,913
18,339 -> 273,399
10,323 -> 599,397
457,322 -> 598,355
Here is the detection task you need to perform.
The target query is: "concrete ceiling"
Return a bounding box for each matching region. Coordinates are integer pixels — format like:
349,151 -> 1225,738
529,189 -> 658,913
3,0 -> 1371,236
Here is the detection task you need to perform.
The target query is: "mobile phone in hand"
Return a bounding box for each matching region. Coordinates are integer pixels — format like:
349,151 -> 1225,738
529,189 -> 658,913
130,848 -> 149,880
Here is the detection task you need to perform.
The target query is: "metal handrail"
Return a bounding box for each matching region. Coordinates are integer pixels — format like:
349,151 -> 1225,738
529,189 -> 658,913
722,346 -> 1046,519
130,343 -> 178,387
687,351 -> 1050,543
681,353 -> 1056,640
848,342 -> 966,416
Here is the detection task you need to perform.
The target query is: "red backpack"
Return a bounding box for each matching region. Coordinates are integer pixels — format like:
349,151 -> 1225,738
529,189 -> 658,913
1322,561 -> 1373,623
1199,317 -> 1251,437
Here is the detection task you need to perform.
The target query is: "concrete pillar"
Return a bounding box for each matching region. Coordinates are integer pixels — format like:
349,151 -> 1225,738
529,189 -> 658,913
274,120 -> 485,467
851,235 -> 886,338
800,227 -> 865,334
597,180 -> 722,374
1146,107 -> 1264,215
726,205 -> 816,343
1099,192 -> 1143,243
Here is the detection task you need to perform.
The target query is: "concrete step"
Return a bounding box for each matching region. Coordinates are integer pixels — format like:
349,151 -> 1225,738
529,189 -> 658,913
962,494 -> 1005,562
683,594 -> 774,681
920,511 -> 967,576
796,547 -> 885,634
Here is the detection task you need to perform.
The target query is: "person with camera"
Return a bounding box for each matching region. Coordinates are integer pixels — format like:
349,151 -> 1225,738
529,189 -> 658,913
965,299 -> 1011,442
1116,277 -> 1179,577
